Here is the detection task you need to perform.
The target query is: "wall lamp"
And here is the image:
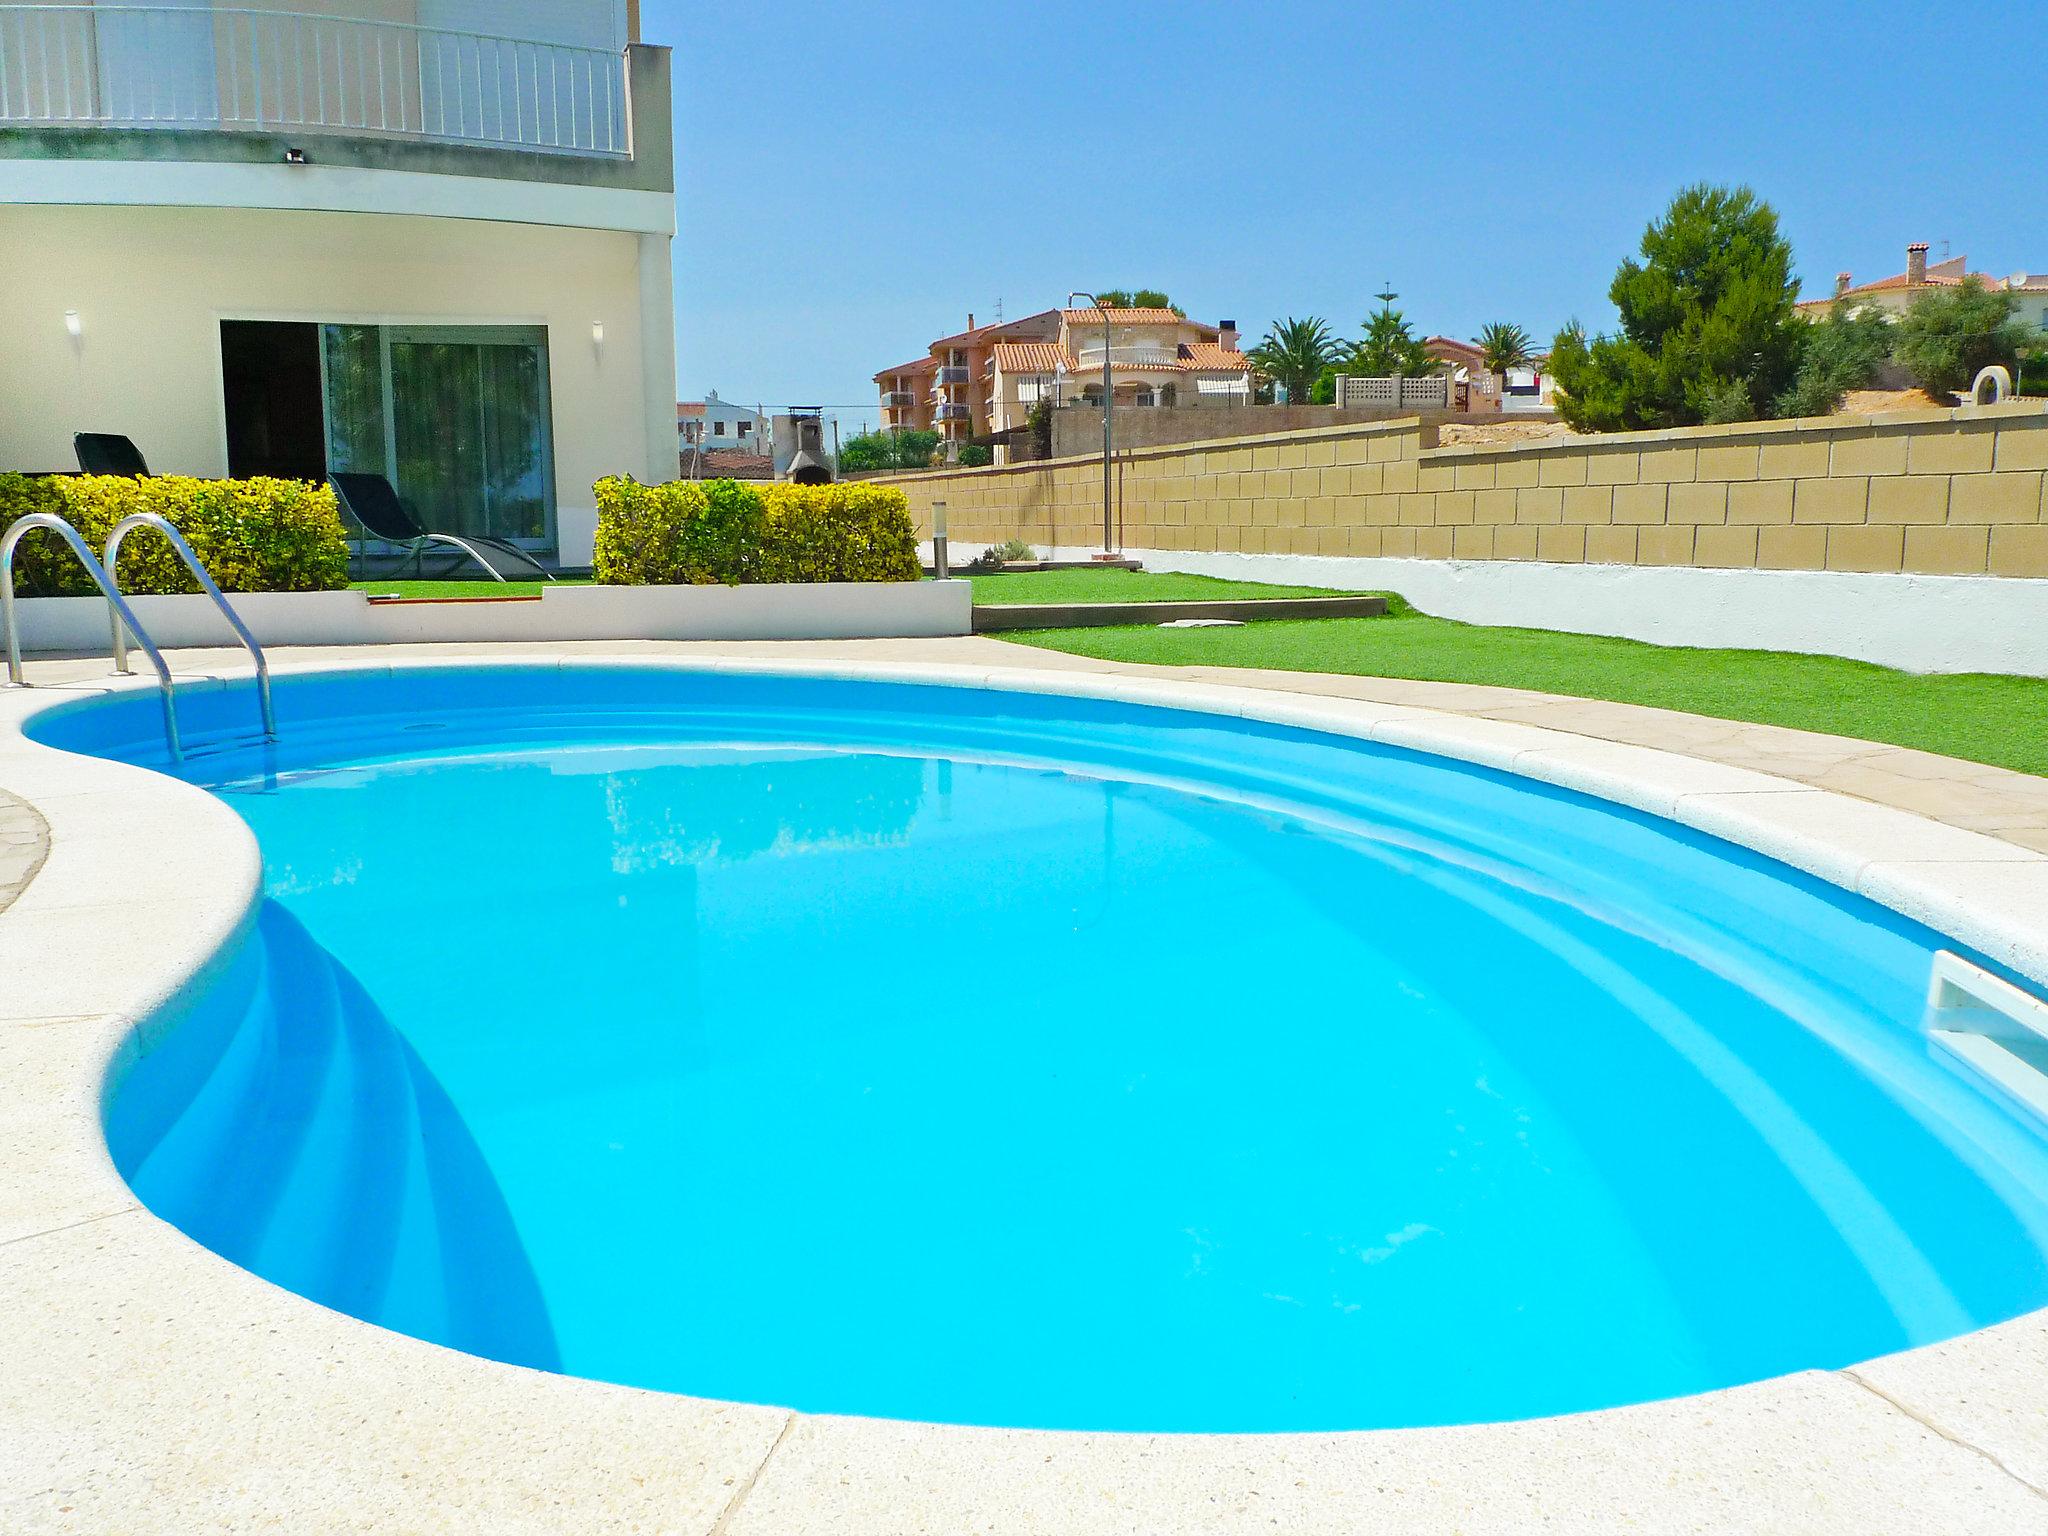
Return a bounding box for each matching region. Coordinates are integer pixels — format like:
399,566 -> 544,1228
63,309 -> 82,340
591,320 -> 606,357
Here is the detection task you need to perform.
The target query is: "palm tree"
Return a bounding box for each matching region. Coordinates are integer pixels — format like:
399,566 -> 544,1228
1250,317 -> 1342,405
1478,321 -> 1535,402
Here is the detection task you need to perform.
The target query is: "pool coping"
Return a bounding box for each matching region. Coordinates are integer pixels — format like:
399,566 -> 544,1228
4,650 -> 2048,1533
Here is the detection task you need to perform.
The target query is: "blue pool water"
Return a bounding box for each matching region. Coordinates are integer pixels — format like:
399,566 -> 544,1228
38,667 -> 2048,1432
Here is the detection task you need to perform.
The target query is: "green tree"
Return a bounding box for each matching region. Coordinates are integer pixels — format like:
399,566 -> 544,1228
836,428 -> 940,473
1773,300 -> 1894,419
1096,288 -> 1182,314
1548,184 -> 1803,432
1350,303 -> 1435,377
1249,316 -> 1343,404
1892,276 -> 2034,399
1477,321 -> 1534,395
956,443 -> 993,467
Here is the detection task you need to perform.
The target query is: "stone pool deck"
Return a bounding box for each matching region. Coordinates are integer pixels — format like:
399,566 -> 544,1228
4,637 -> 2048,1535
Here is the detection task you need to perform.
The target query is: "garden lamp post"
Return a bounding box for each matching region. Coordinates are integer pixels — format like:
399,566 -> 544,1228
1068,290 -> 1114,554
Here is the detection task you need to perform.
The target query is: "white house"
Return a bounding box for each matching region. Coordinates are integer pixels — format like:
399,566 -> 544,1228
679,391 -> 769,450
0,0 -> 678,569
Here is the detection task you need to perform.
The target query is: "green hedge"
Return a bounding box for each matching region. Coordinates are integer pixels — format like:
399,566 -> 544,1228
0,473 -> 349,597
593,477 -> 921,585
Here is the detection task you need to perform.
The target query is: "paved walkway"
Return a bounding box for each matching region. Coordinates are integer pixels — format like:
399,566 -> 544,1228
0,791 -> 47,913
11,636 -> 2047,859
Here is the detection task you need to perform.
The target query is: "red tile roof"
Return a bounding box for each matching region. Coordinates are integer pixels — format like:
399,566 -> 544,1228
676,401 -> 706,418
1795,253 -> 2048,310
989,339 -> 1252,376
872,356 -> 938,382
1061,306 -> 1204,329
989,341 -> 1071,374
1177,341 -> 1251,371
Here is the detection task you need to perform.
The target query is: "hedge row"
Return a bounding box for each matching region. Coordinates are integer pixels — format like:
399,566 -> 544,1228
593,477 -> 921,585
0,474 -> 350,597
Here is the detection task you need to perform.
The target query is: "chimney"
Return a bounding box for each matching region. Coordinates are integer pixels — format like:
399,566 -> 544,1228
1907,243 -> 1929,287
967,312 -> 976,332
1217,319 -> 1239,352
1834,272 -> 1851,298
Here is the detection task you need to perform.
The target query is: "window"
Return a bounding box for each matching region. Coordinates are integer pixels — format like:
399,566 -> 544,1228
737,420 -> 750,436
321,323 -> 555,548
714,420 -> 728,436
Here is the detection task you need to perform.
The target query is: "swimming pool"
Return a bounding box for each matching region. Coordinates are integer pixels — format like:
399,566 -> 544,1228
36,664 -> 2048,1434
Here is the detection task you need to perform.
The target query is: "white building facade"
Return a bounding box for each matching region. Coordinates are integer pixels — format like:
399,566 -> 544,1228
0,0 -> 678,568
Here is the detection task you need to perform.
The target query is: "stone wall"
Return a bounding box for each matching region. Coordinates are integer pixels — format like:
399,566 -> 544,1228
884,403 -> 2048,579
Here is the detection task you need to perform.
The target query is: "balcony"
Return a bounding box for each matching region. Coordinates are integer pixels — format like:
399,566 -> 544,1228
881,390 -> 915,408
0,5 -> 631,156
935,403 -> 971,422
934,365 -> 970,386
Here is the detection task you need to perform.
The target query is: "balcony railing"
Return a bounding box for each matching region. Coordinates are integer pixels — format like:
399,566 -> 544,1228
881,391 -> 915,408
934,365 -> 970,386
0,5 -> 629,155
935,403 -> 971,422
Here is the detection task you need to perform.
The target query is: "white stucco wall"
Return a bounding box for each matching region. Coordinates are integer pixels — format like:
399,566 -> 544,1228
8,581 -> 971,652
997,546 -> 2048,678
0,203 -> 672,567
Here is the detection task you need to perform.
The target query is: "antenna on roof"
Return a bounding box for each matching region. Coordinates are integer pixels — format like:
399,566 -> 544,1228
1939,239 -> 1951,261
1376,280 -> 1398,306
994,296 -> 1003,324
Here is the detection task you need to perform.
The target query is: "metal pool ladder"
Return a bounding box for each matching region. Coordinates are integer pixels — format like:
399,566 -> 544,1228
1,511 -> 277,762
1926,951 -> 2048,1126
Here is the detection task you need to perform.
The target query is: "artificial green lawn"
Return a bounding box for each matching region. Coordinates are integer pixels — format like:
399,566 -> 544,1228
350,578 -> 588,598
1005,593 -> 2048,778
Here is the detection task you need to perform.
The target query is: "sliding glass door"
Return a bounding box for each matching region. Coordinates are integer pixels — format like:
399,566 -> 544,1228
322,324 -> 555,550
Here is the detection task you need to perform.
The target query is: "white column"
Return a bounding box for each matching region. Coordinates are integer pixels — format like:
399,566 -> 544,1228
637,230 -> 676,485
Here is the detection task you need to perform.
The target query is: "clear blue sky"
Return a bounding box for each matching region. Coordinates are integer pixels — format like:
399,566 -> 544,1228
657,0 -> 2040,422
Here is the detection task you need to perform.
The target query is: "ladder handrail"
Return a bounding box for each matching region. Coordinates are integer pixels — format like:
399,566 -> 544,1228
105,513 -> 275,740
1,512 -> 183,760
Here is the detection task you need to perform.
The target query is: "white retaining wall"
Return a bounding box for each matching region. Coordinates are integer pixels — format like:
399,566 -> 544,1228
10,581 -> 971,654
990,546 -> 2048,678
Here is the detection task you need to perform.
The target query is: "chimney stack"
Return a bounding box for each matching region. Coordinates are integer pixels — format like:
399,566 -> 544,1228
1906,243 -> 1929,287
1834,272 -> 1851,298
1217,319 -> 1239,352
967,312 -> 976,332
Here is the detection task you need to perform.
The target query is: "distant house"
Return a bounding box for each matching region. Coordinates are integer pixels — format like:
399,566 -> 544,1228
1798,243 -> 2048,334
1423,337 -> 1555,414
985,308 -> 1254,437
875,305 -> 1255,450
679,391 -> 769,451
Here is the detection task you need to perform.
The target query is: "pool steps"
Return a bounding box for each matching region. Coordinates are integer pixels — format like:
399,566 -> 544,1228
1927,951 -> 2048,1127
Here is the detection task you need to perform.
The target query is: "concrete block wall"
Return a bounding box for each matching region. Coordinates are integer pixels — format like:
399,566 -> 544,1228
882,402 -> 2048,580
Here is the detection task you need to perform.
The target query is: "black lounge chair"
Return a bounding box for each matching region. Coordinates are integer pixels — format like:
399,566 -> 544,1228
327,472 -> 554,583
75,433 -> 149,476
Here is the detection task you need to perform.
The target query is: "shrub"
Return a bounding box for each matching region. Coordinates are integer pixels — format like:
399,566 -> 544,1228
955,444 -> 993,468
755,482 -> 921,583
1774,300 -> 1893,419
593,476 -> 919,585
0,473 -> 348,597
838,428 -> 942,473
1892,277 -> 2034,400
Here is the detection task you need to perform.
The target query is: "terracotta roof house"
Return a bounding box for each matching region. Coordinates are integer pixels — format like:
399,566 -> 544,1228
984,309 -> 1254,445
1797,244 -> 2048,334
875,305 -> 1254,454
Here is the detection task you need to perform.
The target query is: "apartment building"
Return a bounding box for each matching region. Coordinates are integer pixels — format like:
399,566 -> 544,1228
875,304 -> 1254,450
0,0 -> 678,568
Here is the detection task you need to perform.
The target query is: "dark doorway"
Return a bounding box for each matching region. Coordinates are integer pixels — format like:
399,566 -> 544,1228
221,320 -> 326,481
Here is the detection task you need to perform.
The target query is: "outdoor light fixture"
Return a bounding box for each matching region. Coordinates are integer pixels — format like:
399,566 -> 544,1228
1067,291 -> 1115,556
591,320 -> 605,355
63,309 -> 81,340
931,500 -> 949,580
